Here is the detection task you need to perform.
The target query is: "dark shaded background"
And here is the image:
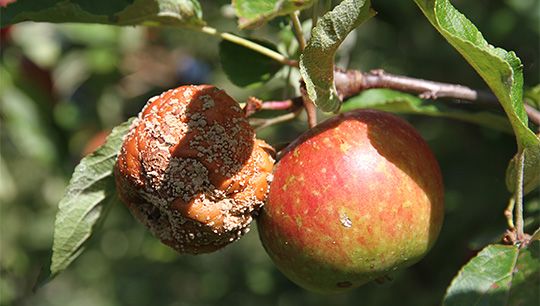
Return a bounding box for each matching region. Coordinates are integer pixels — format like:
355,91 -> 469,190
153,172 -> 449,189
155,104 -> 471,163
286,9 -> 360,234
1,0 -> 538,305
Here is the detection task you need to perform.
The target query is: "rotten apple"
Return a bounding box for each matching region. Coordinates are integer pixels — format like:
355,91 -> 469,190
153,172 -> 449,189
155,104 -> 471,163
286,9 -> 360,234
257,109 -> 444,294
115,85 -> 275,255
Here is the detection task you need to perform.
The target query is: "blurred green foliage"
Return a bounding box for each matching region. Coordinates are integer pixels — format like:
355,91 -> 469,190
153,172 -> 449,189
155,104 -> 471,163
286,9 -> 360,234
1,0 -> 538,305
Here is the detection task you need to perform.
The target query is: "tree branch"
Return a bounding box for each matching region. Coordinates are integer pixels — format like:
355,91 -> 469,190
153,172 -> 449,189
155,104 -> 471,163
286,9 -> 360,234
334,68 -> 540,127
244,68 -> 540,130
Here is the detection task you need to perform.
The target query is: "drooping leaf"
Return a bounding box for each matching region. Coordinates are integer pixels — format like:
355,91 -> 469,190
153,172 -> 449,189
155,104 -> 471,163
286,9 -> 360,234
45,118 -> 133,284
233,0 -> 316,29
300,0 -> 376,112
414,0 -> 540,196
341,89 -> 513,133
219,38 -> 282,88
1,0 -> 205,29
443,241 -> 540,306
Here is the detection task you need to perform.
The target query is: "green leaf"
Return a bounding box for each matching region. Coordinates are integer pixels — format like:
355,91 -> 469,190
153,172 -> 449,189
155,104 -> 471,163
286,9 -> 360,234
443,241 -> 540,306
1,0 -> 205,28
300,0 -> 376,112
414,0 -> 540,197
508,240 -> 540,305
233,0 -> 316,29
341,89 -> 513,133
45,119 -> 133,284
219,38 -> 282,88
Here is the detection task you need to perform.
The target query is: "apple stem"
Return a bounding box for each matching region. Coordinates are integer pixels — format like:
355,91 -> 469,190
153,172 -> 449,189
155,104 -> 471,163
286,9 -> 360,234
300,82 -> 318,128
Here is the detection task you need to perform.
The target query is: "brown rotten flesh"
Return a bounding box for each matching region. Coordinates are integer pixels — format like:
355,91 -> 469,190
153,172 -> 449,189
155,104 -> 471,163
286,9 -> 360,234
115,85 -> 275,254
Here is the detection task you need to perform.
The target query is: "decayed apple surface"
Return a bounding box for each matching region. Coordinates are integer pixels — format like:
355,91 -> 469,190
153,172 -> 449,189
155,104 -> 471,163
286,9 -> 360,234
257,109 -> 445,294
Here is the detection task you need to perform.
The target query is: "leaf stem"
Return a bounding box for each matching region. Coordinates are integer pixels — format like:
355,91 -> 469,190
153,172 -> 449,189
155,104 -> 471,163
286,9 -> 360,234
291,11 -> 306,51
514,149 -> 526,242
199,26 -> 299,67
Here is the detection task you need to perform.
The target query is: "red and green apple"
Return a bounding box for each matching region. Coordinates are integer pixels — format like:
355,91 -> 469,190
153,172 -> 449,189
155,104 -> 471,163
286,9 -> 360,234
258,109 -> 445,294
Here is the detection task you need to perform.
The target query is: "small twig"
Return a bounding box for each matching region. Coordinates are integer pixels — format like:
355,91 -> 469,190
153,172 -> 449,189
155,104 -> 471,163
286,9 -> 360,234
244,96 -> 304,131
261,99 -> 298,111
505,197 -> 516,230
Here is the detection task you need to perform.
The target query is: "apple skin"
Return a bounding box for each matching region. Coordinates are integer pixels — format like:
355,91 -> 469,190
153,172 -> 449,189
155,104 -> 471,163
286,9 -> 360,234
257,109 -> 444,294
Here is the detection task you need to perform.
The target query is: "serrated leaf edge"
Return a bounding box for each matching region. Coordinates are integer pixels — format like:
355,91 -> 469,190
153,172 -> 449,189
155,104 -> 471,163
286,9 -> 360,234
49,119 -> 133,279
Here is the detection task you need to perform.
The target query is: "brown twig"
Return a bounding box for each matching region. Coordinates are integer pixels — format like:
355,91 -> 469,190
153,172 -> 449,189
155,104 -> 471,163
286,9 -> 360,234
334,68 -> 540,127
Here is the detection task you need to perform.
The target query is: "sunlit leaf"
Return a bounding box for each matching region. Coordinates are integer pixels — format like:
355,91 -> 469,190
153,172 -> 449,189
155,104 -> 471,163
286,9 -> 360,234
1,0 -> 205,28
341,89 -> 513,133
443,241 -> 540,306
233,0 -> 316,29
300,0 -> 376,112
219,38 -> 282,88
46,118 -> 133,283
414,0 -> 540,196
